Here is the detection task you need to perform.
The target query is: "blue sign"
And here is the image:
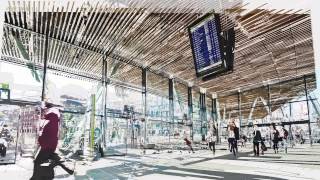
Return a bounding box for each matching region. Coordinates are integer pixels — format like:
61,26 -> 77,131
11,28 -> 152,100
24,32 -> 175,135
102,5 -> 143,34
189,14 -> 224,76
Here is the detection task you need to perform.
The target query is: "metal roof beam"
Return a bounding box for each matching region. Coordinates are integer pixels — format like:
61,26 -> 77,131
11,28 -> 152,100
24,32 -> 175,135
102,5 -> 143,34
3,22 -> 193,92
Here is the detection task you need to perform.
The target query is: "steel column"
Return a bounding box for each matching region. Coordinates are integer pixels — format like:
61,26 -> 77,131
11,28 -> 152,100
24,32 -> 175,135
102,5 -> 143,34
267,84 -> 272,121
199,93 -> 203,135
41,14 -> 51,101
188,86 -> 193,119
199,92 -> 206,136
289,102 -> 292,146
142,68 -> 147,142
203,94 -> 207,135
304,76 -> 312,146
238,90 -> 242,133
188,86 -> 193,140
102,57 -> 108,149
169,78 -> 174,136
212,96 -> 218,143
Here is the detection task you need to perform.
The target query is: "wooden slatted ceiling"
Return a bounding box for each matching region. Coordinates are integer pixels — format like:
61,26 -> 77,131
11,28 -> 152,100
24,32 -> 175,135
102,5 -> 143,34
0,1 -> 316,119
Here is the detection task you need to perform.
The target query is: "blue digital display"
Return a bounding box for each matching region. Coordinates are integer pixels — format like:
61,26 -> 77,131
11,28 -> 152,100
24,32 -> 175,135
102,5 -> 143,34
189,14 -> 223,75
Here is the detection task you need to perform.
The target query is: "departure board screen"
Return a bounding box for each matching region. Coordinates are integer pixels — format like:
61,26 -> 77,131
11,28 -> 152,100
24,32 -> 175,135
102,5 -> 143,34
188,14 -> 224,77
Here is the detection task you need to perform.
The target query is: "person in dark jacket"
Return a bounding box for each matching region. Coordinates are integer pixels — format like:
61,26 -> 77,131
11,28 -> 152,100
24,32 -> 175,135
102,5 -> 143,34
30,101 -> 62,180
234,124 -> 239,153
253,124 -> 262,156
228,120 -> 239,155
271,123 -> 279,154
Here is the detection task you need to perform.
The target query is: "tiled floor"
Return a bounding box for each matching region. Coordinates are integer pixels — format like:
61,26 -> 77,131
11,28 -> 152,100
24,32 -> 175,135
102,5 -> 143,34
1,144 -> 320,180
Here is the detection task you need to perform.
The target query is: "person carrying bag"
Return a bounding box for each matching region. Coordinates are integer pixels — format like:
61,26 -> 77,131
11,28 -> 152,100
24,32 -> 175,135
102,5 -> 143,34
253,124 -> 262,157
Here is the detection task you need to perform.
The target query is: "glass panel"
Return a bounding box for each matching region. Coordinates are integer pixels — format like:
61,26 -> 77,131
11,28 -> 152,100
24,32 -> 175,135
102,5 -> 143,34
46,70 -> 96,154
0,105 -> 21,164
146,72 -> 170,146
173,81 -> 188,122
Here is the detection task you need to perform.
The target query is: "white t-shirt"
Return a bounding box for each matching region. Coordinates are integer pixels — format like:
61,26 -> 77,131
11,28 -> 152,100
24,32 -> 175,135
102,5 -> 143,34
228,129 -> 235,138
207,131 -> 217,142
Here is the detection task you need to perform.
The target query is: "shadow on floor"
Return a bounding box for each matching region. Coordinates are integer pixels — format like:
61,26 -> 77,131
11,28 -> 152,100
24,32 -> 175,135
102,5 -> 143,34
73,146 -> 320,179
74,160 -> 287,180
239,158 -> 320,166
181,150 -> 281,166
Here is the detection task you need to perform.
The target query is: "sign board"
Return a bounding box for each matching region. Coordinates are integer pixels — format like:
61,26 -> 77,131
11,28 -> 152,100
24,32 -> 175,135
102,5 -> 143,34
188,13 -> 226,77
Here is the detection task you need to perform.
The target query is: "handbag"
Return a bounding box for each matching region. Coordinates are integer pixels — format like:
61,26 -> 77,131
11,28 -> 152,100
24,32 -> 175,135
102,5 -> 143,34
261,143 -> 267,151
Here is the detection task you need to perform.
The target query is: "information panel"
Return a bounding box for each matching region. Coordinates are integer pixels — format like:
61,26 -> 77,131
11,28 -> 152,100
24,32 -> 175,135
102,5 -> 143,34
189,14 -> 224,77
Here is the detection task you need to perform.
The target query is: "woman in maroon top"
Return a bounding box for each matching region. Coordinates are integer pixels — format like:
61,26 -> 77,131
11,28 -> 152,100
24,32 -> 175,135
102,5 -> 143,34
30,101 -> 62,180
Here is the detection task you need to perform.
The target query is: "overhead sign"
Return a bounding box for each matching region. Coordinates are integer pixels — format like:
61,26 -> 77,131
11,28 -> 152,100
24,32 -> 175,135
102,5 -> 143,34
188,13 -> 225,77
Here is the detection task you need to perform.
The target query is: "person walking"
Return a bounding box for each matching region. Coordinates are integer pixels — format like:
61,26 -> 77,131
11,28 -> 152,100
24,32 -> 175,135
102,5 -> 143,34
281,126 -> 289,154
240,134 -> 247,148
182,114 -> 194,153
228,120 -> 239,156
271,123 -> 279,154
207,122 -> 217,154
253,124 -> 262,156
183,136 -> 194,153
30,100 -> 73,180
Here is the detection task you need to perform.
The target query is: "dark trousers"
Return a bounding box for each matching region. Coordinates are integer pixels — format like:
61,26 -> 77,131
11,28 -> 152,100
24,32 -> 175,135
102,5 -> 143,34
185,138 -> 194,152
228,138 -> 232,151
253,142 -> 260,156
209,142 -> 215,153
229,138 -> 237,152
273,140 -> 279,152
31,149 -> 60,180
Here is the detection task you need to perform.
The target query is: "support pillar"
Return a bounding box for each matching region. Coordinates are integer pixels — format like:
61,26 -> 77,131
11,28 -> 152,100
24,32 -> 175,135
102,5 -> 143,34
102,57 -> 108,149
41,14 -> 51,101
199,91 -> 206,136
203,93 -> 207,135
304,76 -> 312,146
169,78 -> 174,137
142,68 -> 147,142
267,84 -> 272,122
188,86 -> 193,140
212,93 -> 218,143
238,89 -> 242,133
188,86 -> 193,119
289,102 -> 292,146
199,93 -> 203,135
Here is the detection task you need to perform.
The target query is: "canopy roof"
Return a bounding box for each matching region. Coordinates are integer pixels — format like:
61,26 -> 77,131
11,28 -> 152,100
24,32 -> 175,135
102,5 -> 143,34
0,0 -> 316,119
